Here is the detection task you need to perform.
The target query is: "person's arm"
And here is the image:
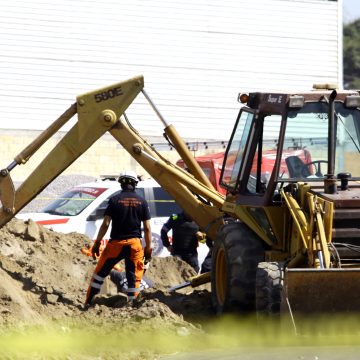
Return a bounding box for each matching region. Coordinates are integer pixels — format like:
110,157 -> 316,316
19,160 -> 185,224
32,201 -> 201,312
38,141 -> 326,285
143,219 -> 152,260
160,217 -> 173,253
91,215 -> 111,259
143,219 -> 152,249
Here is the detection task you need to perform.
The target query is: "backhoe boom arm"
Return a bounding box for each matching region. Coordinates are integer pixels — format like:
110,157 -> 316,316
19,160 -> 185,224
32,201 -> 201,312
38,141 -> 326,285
0,75 -> 224,240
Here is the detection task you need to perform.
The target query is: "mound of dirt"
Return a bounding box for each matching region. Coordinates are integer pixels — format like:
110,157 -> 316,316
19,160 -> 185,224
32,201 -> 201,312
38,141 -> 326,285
0,218 -> 212,331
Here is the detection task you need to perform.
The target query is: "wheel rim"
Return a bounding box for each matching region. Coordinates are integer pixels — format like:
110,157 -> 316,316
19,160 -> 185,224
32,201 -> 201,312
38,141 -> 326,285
215,246 -> 227,306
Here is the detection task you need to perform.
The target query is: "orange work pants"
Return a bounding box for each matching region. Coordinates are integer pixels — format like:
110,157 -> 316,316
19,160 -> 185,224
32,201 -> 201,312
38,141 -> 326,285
85,238 -> 144,305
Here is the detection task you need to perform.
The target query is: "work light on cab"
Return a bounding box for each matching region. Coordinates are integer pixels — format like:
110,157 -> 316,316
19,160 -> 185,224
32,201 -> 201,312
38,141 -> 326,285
345,95 -> 360,108
238,93 -> 249,104
288,95 -> 304,108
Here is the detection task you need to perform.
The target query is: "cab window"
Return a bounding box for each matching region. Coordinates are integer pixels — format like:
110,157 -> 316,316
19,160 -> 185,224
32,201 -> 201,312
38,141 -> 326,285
221,110 -> 254,190
246,115 -> 282,194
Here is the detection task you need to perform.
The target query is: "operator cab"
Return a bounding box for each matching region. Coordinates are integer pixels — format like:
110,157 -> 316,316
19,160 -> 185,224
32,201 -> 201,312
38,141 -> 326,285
220,87 -> 360,205
217,86 -> 360,248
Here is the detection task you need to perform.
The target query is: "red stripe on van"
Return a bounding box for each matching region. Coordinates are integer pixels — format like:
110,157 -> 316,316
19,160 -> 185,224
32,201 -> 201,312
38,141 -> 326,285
36,218 -> 70,225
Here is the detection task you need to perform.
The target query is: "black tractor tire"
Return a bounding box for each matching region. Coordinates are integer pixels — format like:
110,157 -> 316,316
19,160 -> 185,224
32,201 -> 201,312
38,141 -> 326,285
211,221 -> 265,314
255,261 -> 284,318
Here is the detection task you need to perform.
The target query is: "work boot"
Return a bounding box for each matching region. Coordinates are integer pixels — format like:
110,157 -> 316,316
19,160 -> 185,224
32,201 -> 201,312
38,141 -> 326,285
126,299 -> 135,308
126,297 -> 137,308
127,292 -> 144,308
82,303 -> 92,311
126,293 -> 142,307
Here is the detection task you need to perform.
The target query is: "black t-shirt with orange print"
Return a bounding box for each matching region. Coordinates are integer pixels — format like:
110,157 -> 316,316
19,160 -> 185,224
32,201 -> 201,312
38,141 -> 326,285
105,190 -> 151,240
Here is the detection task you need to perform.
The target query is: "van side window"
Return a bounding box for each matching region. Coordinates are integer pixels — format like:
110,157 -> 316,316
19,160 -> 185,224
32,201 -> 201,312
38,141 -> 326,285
135,188 -> 145,199
99,188 -> 145,211
152,188 -> 181,217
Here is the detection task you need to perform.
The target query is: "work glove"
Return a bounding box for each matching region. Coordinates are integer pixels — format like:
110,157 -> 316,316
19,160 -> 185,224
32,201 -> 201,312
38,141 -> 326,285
196,231 -> 206,243
91,241 -> 101,260
144,247 -> 152,263
81,244 -> 92,257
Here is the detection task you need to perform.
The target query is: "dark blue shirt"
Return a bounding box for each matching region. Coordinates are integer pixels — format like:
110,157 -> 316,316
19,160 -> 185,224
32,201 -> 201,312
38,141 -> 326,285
105,190 -> 151,240
160,212 -> 199,254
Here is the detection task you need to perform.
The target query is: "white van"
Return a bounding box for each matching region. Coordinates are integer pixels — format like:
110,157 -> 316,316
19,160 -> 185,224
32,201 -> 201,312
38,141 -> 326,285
17,176 -> 209,262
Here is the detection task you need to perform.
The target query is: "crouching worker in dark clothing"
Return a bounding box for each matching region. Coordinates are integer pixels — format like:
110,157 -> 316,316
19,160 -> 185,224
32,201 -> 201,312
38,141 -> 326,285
160,211 -> 204,273
85,170 -> 152,306
110,269 -> 153,293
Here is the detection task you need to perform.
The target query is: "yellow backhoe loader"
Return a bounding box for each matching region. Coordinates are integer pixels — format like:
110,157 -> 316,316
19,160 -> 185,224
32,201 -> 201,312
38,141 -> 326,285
1,76 -> 360,322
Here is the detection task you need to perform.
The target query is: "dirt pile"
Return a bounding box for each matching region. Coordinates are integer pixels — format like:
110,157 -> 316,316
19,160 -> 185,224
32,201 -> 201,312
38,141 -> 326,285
0,218 -> 213,331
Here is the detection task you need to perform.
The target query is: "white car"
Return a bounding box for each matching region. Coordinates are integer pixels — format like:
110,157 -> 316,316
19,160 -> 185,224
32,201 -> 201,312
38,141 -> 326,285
17,176 -> 209,263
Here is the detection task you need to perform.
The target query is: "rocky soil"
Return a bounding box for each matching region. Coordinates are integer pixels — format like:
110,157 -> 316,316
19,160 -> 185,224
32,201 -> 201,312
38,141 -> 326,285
0,217 -> 213,358
2,177 -> 355,359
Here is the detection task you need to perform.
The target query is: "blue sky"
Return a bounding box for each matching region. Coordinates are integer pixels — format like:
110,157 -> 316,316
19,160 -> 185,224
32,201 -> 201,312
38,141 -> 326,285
343,0 -> 360,23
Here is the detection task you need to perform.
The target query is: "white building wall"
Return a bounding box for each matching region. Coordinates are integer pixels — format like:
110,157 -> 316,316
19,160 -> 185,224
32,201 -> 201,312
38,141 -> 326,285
0,0 -> 342,141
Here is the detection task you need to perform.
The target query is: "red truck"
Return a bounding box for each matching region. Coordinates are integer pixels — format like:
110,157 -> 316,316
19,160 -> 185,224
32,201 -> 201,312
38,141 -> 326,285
177,148 -> 313,196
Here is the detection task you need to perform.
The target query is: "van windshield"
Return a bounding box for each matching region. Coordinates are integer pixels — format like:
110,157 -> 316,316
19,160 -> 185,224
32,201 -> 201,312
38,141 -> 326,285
41,187 -> 107,216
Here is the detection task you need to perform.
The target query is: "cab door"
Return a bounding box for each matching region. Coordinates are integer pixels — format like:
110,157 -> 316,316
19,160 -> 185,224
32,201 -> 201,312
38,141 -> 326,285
220,107 -> 285,247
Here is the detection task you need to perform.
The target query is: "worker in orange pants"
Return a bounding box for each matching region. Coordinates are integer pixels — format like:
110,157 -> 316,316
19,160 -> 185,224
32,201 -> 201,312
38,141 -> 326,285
85,171 -> 152,306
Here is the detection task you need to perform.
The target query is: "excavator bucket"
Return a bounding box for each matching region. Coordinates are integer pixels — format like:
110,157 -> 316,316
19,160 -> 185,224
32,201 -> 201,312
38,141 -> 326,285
282,268 -> 360,317
0,171 -> 15,214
